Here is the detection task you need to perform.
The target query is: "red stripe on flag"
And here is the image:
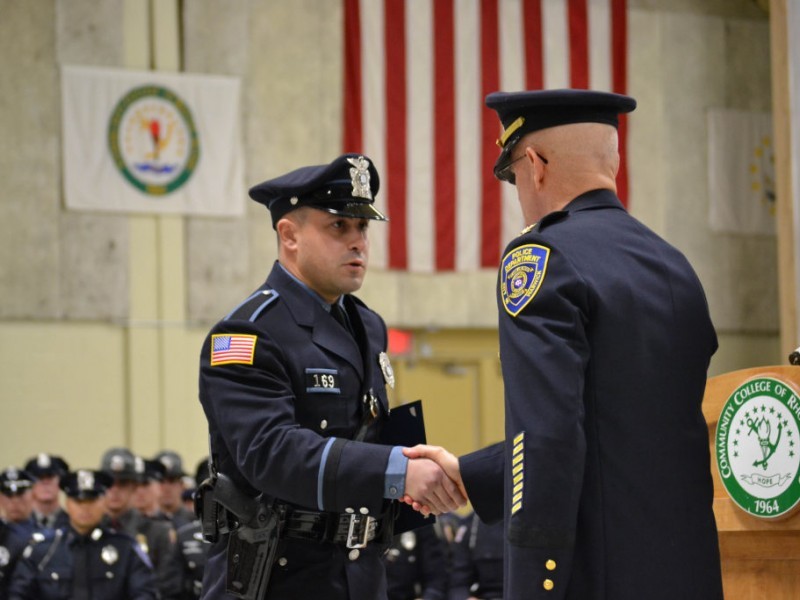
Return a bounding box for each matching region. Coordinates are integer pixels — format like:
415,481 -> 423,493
342,0 -> 362,152
523,0 -> 544,90
480,0 -> 502,268
611,0 -> 629,206
568,0 -> 589,89
385,0 -> 408,269
434,0 -> 456,271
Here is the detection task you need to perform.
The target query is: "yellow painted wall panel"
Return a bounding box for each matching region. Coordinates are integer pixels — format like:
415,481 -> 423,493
0,322 -> 127,469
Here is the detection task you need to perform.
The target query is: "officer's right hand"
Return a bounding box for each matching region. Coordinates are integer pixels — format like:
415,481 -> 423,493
404,457 -> 467,515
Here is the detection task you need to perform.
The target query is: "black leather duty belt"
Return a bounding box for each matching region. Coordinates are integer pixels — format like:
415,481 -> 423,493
280,507 -> 378,549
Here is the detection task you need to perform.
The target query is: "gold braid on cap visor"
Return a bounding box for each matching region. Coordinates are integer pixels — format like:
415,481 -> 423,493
496,116 -> 526,148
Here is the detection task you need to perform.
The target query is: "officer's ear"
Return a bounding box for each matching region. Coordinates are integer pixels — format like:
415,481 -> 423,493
276,215 -> 300,251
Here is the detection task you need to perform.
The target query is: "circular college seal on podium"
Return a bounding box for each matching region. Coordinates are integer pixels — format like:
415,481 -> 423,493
715,376 -> 800,519
108,85 -> 200,196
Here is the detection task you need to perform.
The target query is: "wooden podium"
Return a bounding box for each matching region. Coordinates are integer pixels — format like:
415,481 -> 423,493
703,365 -> 800,599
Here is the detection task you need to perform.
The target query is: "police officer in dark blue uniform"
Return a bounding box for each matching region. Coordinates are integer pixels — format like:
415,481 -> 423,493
0,469 -> 38,541
407,90 -> 723,600
0,517 -> 28,598
173,459 -> 210,599
447,512 -> 503,600
100,448 -> 183,600
382,524 -> 448,600
132,456 -> 167,520
7,469 -> 158,599
24,454 -> 71,532
154,451 -> 195,530
197,153 -> 465,599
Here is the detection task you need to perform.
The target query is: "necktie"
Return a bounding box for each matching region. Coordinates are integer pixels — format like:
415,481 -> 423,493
331,303 -> 353,337
71,538 -> 91,600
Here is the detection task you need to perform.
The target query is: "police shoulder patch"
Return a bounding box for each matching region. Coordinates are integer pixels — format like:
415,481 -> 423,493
500,244 -> 550,317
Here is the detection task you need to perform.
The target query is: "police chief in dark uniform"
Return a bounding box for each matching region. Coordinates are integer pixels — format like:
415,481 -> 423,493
197,154 -> 465,599
7,469 -> 158,599
406,90 -> 723,599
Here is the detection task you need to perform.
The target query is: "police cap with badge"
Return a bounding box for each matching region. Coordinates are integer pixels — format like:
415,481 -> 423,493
487,88 -> 636,184
100,447 -> 140,482
0,467 -> 35,496
24,453 -> 70,480
135,456 -> 166,483
61,469 -> 114,499
249,153 -> 388,227
154,450 -> 186,481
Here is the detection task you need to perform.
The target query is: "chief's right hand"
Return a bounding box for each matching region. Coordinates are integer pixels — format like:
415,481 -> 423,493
404,457 -> 467,516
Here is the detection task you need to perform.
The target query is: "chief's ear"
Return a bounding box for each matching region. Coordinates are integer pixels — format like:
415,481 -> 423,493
527,147 -> 547,190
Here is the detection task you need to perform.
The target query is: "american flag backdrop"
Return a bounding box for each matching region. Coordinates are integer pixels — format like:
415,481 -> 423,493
343,0 -> 629,272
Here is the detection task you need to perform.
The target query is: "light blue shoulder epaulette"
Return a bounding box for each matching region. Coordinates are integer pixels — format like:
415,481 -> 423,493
224,289 -> 280,322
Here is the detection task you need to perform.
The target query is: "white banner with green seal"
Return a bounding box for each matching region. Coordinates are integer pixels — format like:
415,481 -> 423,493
61,65 -> 244,216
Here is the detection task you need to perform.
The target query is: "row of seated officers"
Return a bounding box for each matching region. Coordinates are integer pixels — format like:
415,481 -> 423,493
0,451 -> 503,600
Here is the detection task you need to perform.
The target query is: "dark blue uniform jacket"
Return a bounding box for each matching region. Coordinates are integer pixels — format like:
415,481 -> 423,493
460,189 -> 723,600
0,521 -> 28,598
198,262 -> 401,599
7,526 -> 157,599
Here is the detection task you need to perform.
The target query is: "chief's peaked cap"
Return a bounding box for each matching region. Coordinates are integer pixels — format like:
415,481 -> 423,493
486,89 -> 636,177
487,88 -> 636,140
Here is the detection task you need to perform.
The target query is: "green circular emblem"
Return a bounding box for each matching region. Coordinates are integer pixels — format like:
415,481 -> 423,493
108,85 -> 200,196
715,377 -> 800,519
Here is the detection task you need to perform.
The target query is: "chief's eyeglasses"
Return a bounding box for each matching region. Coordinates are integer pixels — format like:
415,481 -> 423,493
495,150 -> 548,185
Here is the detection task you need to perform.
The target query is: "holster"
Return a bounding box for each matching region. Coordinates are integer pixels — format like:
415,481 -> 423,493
197,473 -> 283,600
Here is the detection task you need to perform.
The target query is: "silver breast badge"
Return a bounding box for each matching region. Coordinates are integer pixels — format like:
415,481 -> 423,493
101,545 -> 119,565
378,352 -> 395,389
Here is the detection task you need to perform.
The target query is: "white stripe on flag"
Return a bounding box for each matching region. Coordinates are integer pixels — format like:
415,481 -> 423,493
359,0 -> 388,268
589,0 -> 612,91
455,0 -> 482,272
542,0 -> 570,89
407,0 -> 435,273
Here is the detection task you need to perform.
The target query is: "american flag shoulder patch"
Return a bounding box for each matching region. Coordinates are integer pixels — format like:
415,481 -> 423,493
210,334 -> 257,367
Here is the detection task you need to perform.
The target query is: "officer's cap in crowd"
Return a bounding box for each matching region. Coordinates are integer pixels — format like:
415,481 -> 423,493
487,88 -> 636,183
135,456 -> 166,482
154,450 -> 186,480
24,453 -> 70,479
0,467 -> 36,496
249,154 -> 387,228
100,447 -> 140,482
61,469 -> 114,500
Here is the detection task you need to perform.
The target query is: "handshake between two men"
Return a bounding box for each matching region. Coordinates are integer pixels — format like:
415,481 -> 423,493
401,445 -> 467,516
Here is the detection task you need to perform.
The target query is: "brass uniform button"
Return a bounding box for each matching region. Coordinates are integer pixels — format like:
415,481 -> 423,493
543,578 -> 554,591
546,559 -> 557,571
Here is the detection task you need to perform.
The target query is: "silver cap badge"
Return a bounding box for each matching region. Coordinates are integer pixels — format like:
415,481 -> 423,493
347,156 -> 372,200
